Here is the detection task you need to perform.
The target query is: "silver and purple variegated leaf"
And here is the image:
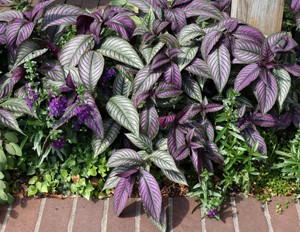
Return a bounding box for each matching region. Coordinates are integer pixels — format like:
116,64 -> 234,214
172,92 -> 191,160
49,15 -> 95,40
150,52 -> 170,70
236,116 -> 250,131
161,169 -> 188,186
177,42 -> 198,71
59,35 -> 93,67
185,58 -> 211,79
105,14 -> 136,41
0,22 -> 7,44
132,67 -> 163,98
168,126 -> 186,157
141,8 -> 155,31
182,0 -> 224,20
182,75 -> 202,102
234,63 -> 261,91
0,98 -> 37,118
155,82 -> 182,98
205,103 -> 224,113
206,141 -> 223,161
140,42 -> 165,65
201,30 -> 223,62
0,10 -> 23,22
165,8 -> 187,34
200,118 -> 214,141
42,5 -> 84,30
272,66 -> 291,112
139,169 -> 162,221
13,39 -> 48,70
143,203 -> 166,232
157,34 -> 180,49
232,25 -> 264,45
84,93 -> 104,138
250,112 -> 280,127
179,23 -> 204,45
140,102 -> 159,140
0,109 -> 23,134
134,91 -> 150,108
114,174 -> 136,216
98,37 -> 144,69
173,145 -> 190,160
39,61 -> 65,82
43,40 -> 60,59
106,95 -> 140,136
219,18 -> 245,32
172,0 -> 192,7
234,39 -> 261,64
158,114 -> 176,128
125,133 -> 153,151
243,127 -> 267,156
164,62 -> 182,88
262,41 -> 274,62
253,69 -> 278,115
0,71 -> 22,98
113,73 -> 132,97
52,102 -> 79,131
149,150 -> 179,171
107,149 -> 144,167
142,32 -> 156,45
46,24 -> 65,45
78,51 -> 104,93
31,0 -> 55,21
190,149 -> 201,177
128,0 -> 163,19
292,0 -> 300,13
152,19 -> 169,34
267,32 -> 289,50
281,64 -> 300,77
92,119 -> 121,158
207,43 -> 231,93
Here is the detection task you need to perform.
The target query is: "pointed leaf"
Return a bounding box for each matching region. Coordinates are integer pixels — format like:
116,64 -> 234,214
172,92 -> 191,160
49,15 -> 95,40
128,0 -> 163,20
161,169 -> 188,186
140,102 -> 159,140
243,127 -> 267,156
168,127 -> 186,157
125,133 -> 153,151
106,95 -> 139,136
113,73 -> 132,97
179,23 -> 204,45
42,4 -> 84,30
0,109 -> 23,134
207,43 -> 231,93
234,39 -> 261,64
183,0 -> 224,20
273,66 -> 291,112
185,58 -> 211,79
98,37 -> 143,69
164,62 -> 182,88
233,25 -> 264,45
177,42 -> 198,71
1,98 -> 37,118
107,149 -> 143,167
39,61 -> 65,81
0,10 -> 23,22
173,145 -> 190,160
234,63 -> 260,91
139,169 -> 162,221
201,30 -> 223,61
182,75 -> 202,102
149,150 -> 179,171
140,42 -> 165,65
59,35 -> 93,67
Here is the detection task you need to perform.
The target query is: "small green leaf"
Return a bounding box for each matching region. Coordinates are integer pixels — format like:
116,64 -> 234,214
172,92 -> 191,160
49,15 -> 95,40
6,193 -> 14,205
61,157 -> 76,169
5,143 -> 16,155
36,182 -> 42,190
28,186 -> 38,196
9,143 -> 22,156
40,184 -> 48,193
3,132 -> 18,143
60,169 -> 68,178
88,166 -> 97,176
44,174 -> 51,183
215,127 -> 227,142
0,172 -> 4,179
0,180 -> 6,189
0,150 -> 7,165
29,176 -> 38,185
0,189 -> 8,201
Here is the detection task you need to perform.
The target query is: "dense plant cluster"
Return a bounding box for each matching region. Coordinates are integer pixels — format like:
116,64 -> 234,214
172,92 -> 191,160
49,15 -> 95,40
0,0 -> 300,231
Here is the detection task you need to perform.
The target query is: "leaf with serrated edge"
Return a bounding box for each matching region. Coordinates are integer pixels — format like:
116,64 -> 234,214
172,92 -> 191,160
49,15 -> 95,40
106,95 -> 139,136
98,37 -> 144,69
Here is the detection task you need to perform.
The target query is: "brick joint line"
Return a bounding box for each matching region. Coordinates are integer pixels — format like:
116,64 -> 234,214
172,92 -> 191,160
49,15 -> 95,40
200,208 -> 206,232
262,203 -> 274,232
230,196 -> 240,232
168,198 -> 173,232
101,198 -> 109,232
135,198 -> 141,232
296,199 -> 300,226
34,198 -> 46,232
0,204 -> 12,232
68,197 -> 78,232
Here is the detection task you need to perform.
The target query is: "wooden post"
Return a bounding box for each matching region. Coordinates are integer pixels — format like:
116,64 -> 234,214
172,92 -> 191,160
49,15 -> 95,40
231,0 -> 285,36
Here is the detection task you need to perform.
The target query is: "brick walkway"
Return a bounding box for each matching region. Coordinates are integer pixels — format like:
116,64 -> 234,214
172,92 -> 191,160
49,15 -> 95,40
0,195 -> 300,232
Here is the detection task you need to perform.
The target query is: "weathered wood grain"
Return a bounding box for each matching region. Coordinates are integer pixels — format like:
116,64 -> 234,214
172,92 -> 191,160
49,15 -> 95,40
231,0 -> 285,35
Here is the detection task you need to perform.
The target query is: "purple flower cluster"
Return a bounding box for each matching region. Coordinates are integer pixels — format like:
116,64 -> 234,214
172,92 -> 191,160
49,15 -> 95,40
99,67 -> 115,99
206,209 -> 218,218
73,121 -> 80,131
50,139 -> 65,151
74,104 -> 91,124
25,86 -> 40,113
49,96 -> 67,117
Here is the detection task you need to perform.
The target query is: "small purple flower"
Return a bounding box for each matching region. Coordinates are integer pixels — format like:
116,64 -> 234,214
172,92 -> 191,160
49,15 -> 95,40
73,121 -> 80,131
206,209 -> 218,218
25,97 -> 34,113
74,104 -> 91,124
49,96 -> 67,117
50,139 -> 65,151
111,149 -> 118,155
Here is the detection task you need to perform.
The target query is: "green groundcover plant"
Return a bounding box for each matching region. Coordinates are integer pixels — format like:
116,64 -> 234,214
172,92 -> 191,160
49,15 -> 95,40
1,0 -> 300,230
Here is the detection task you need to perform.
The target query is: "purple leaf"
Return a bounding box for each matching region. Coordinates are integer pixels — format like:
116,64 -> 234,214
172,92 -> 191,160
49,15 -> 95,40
267,32 -> 289,50
0,109 -> 23,134
42,4 -> 84,30
150,52 -> 170,70
32,0 -> 55,22
185,58 -> 211,79
128,0 -> 163,19
182,75 -> 202,102
174,145 -> 190,160
165,8 -> 187,34
253,70 -> 278,115
164,62 -> 182,87
155,82 -> 182,98
76,14 -> 95,35
205,104 -> 224,113
139,169 -> 162,221
292,0 -> 300,13
152,20 -> 169,34
233,25 -> 264,45
250,112 -> 280,127
78,51 -> 104,93
219,18 -> 245,32
0,68 -> 24,98
134,91 -> 150,108
157,34 -> 180,49
38,61 -> 65,81
140,102 -> 159,140
158,114 -> 176,128
52,102 -> 79,131
132,67 -> 163,97
46,24 -> 65,45
200,118 -> 214,141
234,39 -> 261,64
168,126 -> 186,157
107,149 -> 144,167
142,32 -> 156,45
43,40 -> 60,59
236,116 -> 250,131
262,41 -> 274,62
234,63 -> 261,91
243,127 -> 267,156
273,66 -> 291,112
0,10 -> 23,22
172,0 -> 192,8
207,43 -> 231,93
114,174 -> 136,216
201,30 -> 223,61
115,169 -> 138,178
156,0 -> 169,8
281,64 -> 300,77
167,48 -> 182,59
84,93 -> 104,138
